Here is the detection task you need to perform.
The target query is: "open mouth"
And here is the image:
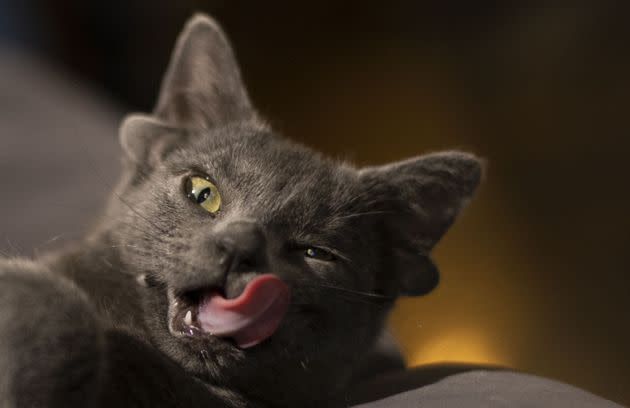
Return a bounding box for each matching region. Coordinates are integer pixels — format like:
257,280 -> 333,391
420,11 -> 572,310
168,274 -> 291,349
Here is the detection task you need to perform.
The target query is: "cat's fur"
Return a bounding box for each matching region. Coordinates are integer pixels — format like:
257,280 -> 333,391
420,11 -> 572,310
0,14 -> 482,408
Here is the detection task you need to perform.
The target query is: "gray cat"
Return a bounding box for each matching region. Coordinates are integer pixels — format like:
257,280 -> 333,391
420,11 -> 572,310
0,14 -> 481,408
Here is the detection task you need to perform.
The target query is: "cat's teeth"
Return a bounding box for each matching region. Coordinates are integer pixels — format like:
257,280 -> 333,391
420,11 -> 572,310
136,274 -> 147,287
184,310 -> 192,326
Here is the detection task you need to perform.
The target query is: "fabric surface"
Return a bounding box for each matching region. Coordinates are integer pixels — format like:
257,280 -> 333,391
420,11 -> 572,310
0,46 -> 122,255
352,369 -> 623,408
0,47 -> 624,408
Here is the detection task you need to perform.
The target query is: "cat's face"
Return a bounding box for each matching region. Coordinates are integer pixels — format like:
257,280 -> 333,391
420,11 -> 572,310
113,123 -> 394,404
106,14 -> 481,406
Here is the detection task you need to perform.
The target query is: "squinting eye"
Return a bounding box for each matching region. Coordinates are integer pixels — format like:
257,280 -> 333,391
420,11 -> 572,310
304,247 -> 336,262
184,176 -> 221,214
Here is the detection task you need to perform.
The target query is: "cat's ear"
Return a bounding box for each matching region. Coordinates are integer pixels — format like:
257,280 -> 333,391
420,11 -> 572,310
119,114 -> 185,166
359,151 -> 483,296
154,13 -> 254,129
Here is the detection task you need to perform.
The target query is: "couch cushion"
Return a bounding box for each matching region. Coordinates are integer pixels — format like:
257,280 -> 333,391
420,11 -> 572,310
0,47 -> 122,254
348,367 -> 623,407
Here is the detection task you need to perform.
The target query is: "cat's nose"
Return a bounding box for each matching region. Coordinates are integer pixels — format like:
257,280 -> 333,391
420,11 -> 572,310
213,220 -> 267,275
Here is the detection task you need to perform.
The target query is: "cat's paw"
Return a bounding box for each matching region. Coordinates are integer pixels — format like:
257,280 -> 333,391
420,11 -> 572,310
0,259 -> 104,408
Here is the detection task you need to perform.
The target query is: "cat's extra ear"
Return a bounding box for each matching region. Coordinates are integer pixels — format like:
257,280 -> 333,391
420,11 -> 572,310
119,114 -> 185,167
359,151 -> 483,296
154,13 -> 254,129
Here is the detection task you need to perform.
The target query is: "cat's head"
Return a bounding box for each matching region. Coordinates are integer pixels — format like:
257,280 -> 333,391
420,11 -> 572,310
107,14 -> 481,406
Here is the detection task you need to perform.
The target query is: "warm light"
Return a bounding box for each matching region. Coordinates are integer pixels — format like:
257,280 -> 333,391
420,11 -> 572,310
407,328 -> 508,367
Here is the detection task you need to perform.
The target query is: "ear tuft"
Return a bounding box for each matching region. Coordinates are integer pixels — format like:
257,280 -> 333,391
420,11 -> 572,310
188,12 -> 222,31
154,13 -> 254,129
415,151 -> 483,200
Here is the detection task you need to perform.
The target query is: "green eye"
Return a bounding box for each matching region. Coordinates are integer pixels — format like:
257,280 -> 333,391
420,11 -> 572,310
184,176 -> 221,214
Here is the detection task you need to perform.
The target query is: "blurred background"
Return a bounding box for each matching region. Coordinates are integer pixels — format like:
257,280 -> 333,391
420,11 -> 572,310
0,1 -> 628,405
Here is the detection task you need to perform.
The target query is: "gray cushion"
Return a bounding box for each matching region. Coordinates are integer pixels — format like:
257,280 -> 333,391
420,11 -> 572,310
345,364 -> 620,408
351,368 -> 623,407
0,46 -> 121,255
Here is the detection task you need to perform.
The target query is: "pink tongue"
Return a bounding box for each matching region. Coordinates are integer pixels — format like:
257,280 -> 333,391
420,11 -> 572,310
197,274 -> 290,348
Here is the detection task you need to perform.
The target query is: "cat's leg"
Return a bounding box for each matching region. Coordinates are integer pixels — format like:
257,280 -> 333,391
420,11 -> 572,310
0,258 -> 254,408
0,258 -> 104,408
99,330 -> 254,407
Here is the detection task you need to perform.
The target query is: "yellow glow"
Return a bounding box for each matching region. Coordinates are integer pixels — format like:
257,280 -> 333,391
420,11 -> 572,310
406,328 -> 508,367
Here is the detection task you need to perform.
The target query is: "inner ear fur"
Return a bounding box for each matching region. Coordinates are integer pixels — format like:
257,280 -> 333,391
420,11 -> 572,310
119,114 -> 185,167
360,151 -> 483,296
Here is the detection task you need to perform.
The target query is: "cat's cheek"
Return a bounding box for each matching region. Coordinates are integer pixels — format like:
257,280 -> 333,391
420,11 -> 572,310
302,258 -> 339,278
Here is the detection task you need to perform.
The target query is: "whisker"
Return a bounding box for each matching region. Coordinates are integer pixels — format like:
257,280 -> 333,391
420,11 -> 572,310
95,212 -> 164,243
294,278 -> 395,307
3,238 -> 24,257
314,283 -> 392,300
111,189 -> 171,235
333,210 -> 391,221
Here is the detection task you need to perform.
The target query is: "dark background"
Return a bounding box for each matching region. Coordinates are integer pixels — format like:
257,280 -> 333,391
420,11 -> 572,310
1,1 -> 628,405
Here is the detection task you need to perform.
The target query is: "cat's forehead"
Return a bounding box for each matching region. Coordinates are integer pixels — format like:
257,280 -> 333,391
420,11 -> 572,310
172,127 -> 326,174
167,126 -> 362,217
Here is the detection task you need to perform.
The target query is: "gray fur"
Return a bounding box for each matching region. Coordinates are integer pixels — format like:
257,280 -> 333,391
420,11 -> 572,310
0,13 -> 481,407
154,13 -> 256,129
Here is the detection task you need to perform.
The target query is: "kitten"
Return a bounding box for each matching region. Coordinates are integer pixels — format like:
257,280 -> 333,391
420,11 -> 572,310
0,13 -> 481,408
